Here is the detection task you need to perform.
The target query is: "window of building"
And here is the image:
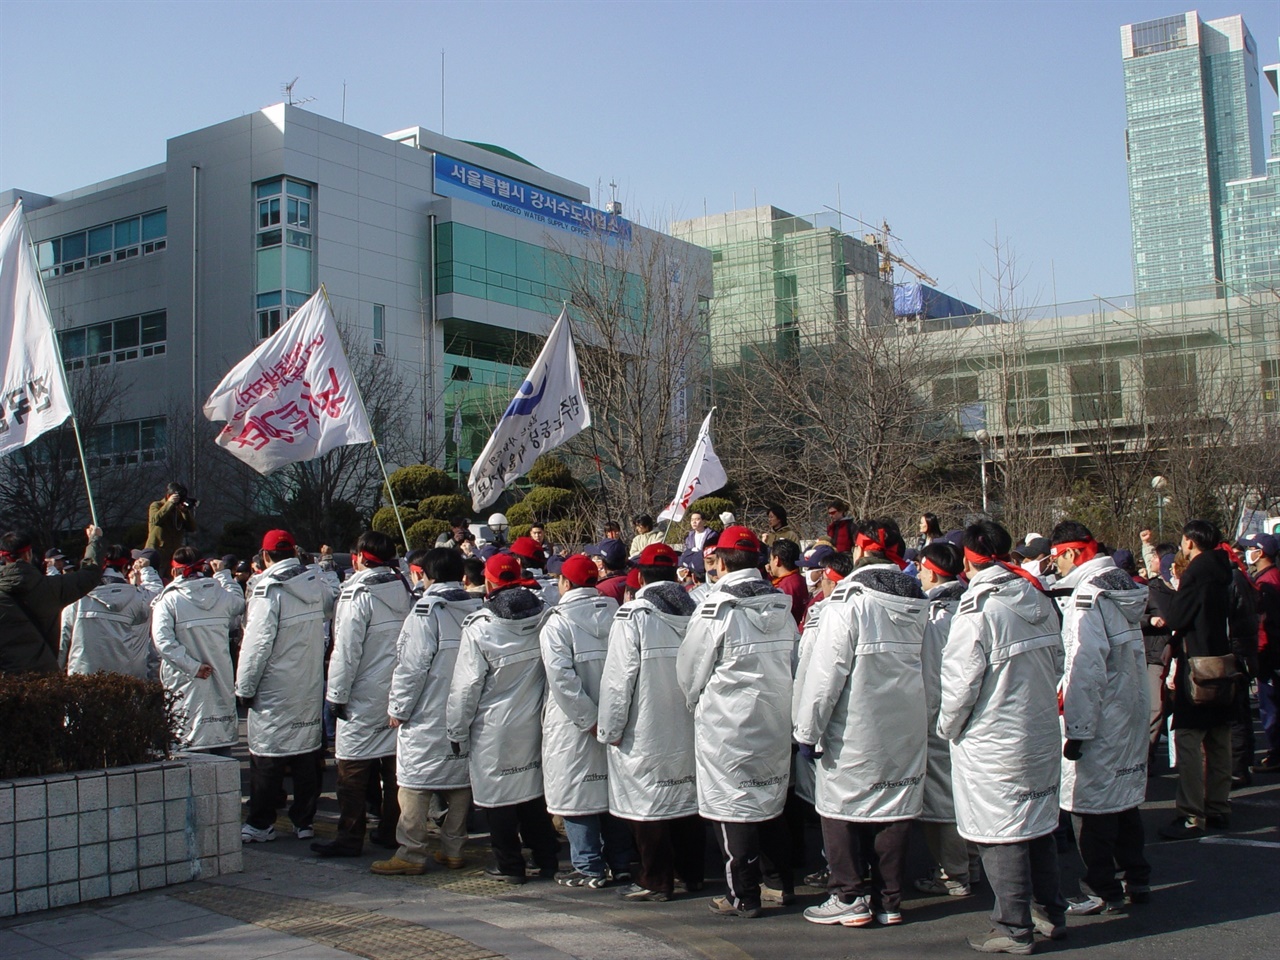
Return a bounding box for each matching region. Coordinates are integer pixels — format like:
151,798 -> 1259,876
1005,368 -> 1050,427
1070,361 -> 1123,423
1130,15 -> 1188,57
37,210 -> 166,279
256,179 -> 315,334
1142,353 -> 1197,410
88,416 -> 167,467
372,304 -> 385,355
59,311 -> 166,371
933,374 -> 985,432
1263,360 -> 1279,414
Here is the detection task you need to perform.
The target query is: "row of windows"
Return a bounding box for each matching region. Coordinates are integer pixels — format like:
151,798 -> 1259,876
255,179 -> 315,339
37,211 -> 166,279
934,355 -> 1205,429
255,291 -> 309,341
87,417 -> 166,468
59,312 -> 166,371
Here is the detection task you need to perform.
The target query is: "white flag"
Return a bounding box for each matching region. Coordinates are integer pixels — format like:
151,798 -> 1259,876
467,308 -> 591,511
0,202 -> 74,456
203,290 -> 373,473
658,408 -> 727,523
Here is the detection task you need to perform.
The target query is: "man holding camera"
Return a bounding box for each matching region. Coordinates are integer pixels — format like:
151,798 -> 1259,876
146,481 -> 198,568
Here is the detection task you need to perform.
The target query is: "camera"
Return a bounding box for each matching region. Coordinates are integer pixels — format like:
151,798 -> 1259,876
181,498 -> 200,510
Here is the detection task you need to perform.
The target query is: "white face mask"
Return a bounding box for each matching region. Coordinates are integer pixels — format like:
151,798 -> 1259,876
1021,558 -> 1043,576
1247,549 -> 1263,568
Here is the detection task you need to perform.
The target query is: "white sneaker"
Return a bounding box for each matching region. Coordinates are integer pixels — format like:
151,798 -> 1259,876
876,911 -> 903,925
294,826 -> 315,840
241,824 -> 276,843
803,894 -> 873,926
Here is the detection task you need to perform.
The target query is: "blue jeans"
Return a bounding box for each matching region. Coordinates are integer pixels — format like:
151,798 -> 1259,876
1259,670 -> 1280,763
562,812 -> 635,877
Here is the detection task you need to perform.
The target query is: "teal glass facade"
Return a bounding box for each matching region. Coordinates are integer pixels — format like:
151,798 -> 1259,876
1122,13 -> 1266,301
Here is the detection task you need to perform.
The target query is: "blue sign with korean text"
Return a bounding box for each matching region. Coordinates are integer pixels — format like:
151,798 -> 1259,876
433,153 -> 631,242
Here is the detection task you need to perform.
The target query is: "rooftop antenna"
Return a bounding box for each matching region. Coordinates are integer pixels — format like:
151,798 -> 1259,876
441,49 -> 446,134
281,77 -> 315,107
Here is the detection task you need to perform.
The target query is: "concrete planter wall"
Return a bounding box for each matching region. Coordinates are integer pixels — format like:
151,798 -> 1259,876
0,752 -> 242,917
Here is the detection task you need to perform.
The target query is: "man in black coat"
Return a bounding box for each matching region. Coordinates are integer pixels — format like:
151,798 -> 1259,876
0,526 -> 104,674
1159,519 -> 1235,840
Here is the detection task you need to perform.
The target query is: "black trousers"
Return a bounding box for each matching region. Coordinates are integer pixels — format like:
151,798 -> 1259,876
712,816 -> 793,910
485,796 -> 560,877
821,818 -> 910,912
1230,672 -> 1256,778
626,815 -> 706,895
1071,808 -> 1150,902
247,751 -> 321,831
336,756 -> 399,850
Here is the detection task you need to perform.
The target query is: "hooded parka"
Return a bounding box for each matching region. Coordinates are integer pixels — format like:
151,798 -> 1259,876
327,566 -> 414,761
596,581 -> 698,821
391,583 -> 482,790
938,565 -> 1064,844
60,576 -> 152,678
678,568 -> 797,822
446,586 -> 548,807
919,579 -> 967,822
152,576 -> 245,750
790,596 -> 831,805
235,558 -> 335,757
541,587 -> 618,816
1056,556 -> 1149,815
0,539 -> 103,675
793,563 -> 929,823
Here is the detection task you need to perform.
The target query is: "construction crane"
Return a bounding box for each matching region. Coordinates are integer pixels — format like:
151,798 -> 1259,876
863,220 -> 937,286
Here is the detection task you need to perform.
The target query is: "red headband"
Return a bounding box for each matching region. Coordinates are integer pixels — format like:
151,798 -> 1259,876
409,563 -> 425,576
921,557 -> 953,578
823,566 -> 845,584
854,529 -> 906,569
1219,542 -> 1249,576
0,550 -> 16,563
1049,540 -> 1098,563
360,550 -> 390,568
965,546 -> 1047,591
171,562 -> 203,580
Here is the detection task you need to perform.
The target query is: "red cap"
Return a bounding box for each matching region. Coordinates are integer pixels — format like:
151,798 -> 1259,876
262,529 -> 296,552
625,567 -> 643,590
509,536 -> 546,564
484,553 -> 524,586
638,543 -> 679,567
559,554 -> 599,588
718,525 -> 761,553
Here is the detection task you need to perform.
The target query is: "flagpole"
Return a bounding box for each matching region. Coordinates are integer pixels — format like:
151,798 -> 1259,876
318,284 -> 409,551
27,224 -> 99,529
560,300 -> 614,530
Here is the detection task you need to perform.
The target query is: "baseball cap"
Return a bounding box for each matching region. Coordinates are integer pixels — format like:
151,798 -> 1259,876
262,529 -> 296,552
717,525 -> 762,554
484,552 -> 524,585
797,544 -> 836,569
585,539 -> 627,569
1012,536 -> 1050,560
1238,532 -> 1279,558
220,554 -> 237,568
559,554 -> 599,588
638,543 -> 679,567
509,536 -> 546,565
130,548 -> 161,565
625,567 -> 643,591
678,549 -> 705,576
44,548 -> 66,561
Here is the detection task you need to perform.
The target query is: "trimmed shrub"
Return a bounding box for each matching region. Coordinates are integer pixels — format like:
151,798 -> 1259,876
0,673 -> 177,779
509,523 -> 533,541
373,506 -> 422,537
688,496 -> 736,523
418,494 -> 472,520
383,465 -> 456,506
505,501 -> 535,526
527,455 -> 575,490
406,518 -> 451,550
520,486 -> 576,521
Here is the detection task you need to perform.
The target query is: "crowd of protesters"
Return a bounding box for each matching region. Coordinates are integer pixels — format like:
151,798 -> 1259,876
1,484 -> 1277,956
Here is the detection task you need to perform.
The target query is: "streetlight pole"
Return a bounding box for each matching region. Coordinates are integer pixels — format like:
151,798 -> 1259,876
1152,475 -> 1168,537
976,429 -> 990,515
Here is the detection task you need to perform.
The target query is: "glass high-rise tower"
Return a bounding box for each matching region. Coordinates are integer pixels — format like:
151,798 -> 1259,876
1121,11 -> 1265,300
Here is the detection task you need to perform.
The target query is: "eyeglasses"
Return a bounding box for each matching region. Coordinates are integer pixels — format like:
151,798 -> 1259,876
827,509 -> 840,517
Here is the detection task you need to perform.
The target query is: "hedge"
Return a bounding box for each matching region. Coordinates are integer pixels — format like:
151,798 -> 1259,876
407,518 -> 451,549
372,506 -> 422,538
527,456 -> 575,490
418,494 -> 472,521
0,673 -> 177,779
383,465 -> 456,506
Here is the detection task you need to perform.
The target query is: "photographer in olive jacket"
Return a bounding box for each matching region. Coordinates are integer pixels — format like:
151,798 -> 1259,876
145,481 -> 198,568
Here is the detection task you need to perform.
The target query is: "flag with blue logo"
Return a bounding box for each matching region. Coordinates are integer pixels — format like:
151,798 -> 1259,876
467,308 -> 591,511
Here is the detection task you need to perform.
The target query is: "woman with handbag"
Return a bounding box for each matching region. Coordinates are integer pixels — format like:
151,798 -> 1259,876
1158,520 -> 1238,840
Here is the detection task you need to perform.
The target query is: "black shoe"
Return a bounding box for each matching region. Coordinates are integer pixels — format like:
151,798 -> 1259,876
1124,883 -> 1151,904
311,840 -> 361,857
525,860 -> 558,879
1230,774 -> 1252,791
369,834 -> 399,850
1158,817 -> 1205,840
1251,757 -> 1280,774
484,866 -> 527,885
1206,813 -> 1231,829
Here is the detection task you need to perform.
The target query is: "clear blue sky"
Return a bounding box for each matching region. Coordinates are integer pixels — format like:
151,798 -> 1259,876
2,0 -> 1276,306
